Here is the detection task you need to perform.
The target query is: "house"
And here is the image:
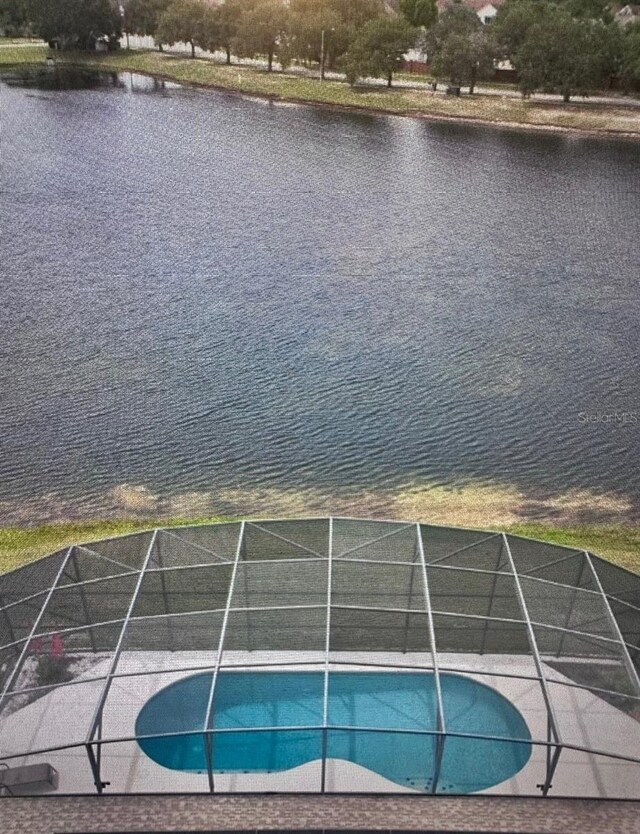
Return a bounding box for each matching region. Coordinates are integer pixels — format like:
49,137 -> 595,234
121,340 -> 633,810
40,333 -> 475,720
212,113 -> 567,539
436,0 -> 506,24
613,3 -> 640,25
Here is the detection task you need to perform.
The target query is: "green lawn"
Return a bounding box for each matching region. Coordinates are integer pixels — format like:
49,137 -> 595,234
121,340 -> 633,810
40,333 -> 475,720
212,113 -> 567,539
0,43 -> 48,63
1,517 -> 637,575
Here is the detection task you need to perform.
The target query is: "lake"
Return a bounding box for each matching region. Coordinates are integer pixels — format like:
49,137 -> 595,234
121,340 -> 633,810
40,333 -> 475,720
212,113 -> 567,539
1,68 -> 639,526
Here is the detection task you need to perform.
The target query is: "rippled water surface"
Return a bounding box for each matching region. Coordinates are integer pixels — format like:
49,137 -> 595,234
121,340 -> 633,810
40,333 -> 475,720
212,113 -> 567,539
1,69 -> 639,524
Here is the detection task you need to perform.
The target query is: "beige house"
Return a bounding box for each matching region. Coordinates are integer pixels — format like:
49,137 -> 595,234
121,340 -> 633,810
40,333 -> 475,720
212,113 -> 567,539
436,0 -> 506,24
614,3 -> 640,25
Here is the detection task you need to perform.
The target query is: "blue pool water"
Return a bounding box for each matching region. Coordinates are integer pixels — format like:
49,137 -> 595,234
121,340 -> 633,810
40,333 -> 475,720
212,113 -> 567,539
136,672 -> 531,793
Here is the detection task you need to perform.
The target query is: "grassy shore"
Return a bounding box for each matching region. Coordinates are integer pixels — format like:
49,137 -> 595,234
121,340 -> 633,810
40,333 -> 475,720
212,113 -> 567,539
1,45 -> 639,137
1,517 -> 638,575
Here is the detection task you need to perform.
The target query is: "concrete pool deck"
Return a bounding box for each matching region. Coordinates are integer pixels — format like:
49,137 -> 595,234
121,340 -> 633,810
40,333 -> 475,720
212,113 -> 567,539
1,651 -> 639,798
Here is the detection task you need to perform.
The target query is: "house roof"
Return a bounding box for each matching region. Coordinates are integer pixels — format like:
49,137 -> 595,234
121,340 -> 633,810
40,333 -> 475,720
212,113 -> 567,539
436,0 -> 505,12
614,3 -> 640,20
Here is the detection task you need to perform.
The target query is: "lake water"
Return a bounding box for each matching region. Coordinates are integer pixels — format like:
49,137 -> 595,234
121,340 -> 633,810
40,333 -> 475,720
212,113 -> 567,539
1,68 -> 639,526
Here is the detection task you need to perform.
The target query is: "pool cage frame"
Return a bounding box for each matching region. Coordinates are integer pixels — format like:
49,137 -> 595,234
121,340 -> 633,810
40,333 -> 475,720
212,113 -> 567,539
1,517 -> 639,797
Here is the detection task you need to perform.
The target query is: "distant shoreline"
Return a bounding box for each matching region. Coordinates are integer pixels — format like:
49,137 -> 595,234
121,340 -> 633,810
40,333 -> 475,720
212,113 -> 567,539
93,67 -> 640,141
2,45 -> 639,139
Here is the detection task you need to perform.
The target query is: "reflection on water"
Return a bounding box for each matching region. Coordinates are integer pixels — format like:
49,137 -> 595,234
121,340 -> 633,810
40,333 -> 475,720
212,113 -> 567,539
1,65 -> 178,93
1,70 -> 639,525
3,66 -> 123,90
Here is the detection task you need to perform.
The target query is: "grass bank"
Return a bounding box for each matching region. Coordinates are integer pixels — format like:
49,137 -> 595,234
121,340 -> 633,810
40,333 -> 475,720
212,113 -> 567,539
0,43 -> 48,63
0,517 -> 231,574
2,45 -> 639,137
1,517 -> 638,575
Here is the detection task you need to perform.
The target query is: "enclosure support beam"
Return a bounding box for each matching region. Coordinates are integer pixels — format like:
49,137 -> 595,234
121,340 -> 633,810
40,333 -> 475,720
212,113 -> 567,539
584,551 -> 640,697
321,517 -> 333,794
417,524 -> 446,795
502,534 -> 562,795
156,534 -> 175,652
403,547 -> 419,655
539,721 -> 562,797
85,742 -> 104,794
203,521 -> 246,793
204,732 -> 214,794
72,547 -> 98,654
86,530 -> 159,756
481,538 -> 505,655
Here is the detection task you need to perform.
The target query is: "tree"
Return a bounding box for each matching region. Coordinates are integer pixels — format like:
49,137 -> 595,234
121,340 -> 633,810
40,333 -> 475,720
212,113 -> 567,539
27,0 -> 121,50
288,0 -> 341,74
234,0 -> 289,72
330,0 -> 386,31
558,0 -> 613,23
493,0 -> 550,62
213,0 -> 246,64
341,17 -> 418,87
324,0 -> 386,67
514,8 -> 618,100
156,0 -> 207,58
123,0 -> 170,44
620,22 -> 640,93
424,3 -> 495,93
399,0 -> 437,30
0,0 -> 30,37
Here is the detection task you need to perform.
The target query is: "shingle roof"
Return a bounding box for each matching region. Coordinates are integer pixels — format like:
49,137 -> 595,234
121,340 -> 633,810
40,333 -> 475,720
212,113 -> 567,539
437,0 -> 506,12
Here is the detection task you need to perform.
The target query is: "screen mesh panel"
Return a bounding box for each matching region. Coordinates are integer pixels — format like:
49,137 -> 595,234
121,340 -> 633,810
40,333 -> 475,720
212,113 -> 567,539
231,560 -> 328,609
519,578 -> 617,639
331,607 -> 433,654
122,610 -> 224,653
421,526 -> 505,570
428,567 -> 522,620
79,532 -> 155,570
0,593 -> 50,648
332,560 -> 425,610
223,606 -> 327,653
432,612 -> 532,656
57,546 -> 138,586
0,550 -> 68,607
590,555 -> 640,608
132,564 -> 233,617
505,536 -> 585,577
156,523 -> 242,567
244,519 -> 329,558
332,519 -> 413,559
39,573 -> 139,630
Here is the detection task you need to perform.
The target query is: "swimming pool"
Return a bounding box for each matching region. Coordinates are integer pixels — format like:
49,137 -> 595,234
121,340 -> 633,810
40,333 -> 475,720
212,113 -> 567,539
136,671 -> 531,793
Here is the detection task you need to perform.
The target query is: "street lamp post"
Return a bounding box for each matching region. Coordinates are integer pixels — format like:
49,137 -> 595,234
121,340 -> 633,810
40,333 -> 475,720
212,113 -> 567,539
320,28 -> 334,81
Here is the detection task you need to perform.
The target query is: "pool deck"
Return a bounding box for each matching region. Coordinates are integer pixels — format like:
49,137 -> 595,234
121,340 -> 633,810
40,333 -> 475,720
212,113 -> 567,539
1,651 -> 639,798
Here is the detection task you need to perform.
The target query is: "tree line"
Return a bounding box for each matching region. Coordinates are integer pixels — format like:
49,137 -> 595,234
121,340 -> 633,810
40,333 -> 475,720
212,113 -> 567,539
1,0 -> 639,98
